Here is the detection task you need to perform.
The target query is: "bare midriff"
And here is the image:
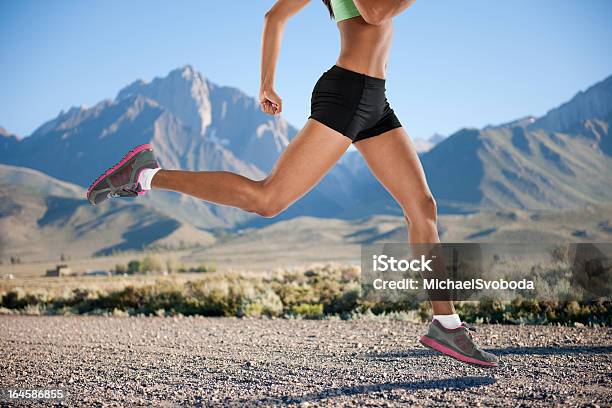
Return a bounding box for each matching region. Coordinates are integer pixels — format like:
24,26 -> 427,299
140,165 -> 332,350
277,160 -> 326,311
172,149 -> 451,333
336,17 -> 393,79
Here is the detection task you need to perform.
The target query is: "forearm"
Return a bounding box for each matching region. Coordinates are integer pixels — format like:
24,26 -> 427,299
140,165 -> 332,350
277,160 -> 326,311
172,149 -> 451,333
354,0 -> 416,25
260,13 -> 286,89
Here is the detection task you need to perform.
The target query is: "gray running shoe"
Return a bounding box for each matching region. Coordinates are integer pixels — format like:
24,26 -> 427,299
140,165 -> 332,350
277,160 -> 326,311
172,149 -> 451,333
419,320 -> 499,367
86,144 -> 159,206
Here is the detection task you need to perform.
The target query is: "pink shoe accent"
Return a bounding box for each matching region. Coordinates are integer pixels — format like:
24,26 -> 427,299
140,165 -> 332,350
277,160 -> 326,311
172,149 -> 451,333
87,144 -> 153,197
419,336 -> 498,367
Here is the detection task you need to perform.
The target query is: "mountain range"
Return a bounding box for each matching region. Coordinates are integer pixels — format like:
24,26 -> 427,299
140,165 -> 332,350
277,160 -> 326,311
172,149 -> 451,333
1,66 -> 611,260
2,162 -> 610,263
349,74 -> 612,213
0,66 -> 369,228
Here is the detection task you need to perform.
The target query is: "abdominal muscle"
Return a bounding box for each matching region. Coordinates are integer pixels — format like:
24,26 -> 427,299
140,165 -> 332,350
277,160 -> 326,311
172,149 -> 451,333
336,17 -> 393,79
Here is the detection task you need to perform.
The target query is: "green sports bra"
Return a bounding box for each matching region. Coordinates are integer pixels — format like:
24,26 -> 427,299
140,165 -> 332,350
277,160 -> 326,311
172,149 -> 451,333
331,0 -> 361,23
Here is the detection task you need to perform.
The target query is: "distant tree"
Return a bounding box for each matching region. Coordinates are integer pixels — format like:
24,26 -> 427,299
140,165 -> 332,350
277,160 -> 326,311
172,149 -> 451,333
127,260 -> 141,274
191,264 -> 216,273
140,255 -> 163,273
114,264 -> 128,275
166,258 -> 179,274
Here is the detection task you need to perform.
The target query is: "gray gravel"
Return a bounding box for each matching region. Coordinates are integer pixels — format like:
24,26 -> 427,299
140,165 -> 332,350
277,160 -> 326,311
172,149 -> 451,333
0,316 -> 610,407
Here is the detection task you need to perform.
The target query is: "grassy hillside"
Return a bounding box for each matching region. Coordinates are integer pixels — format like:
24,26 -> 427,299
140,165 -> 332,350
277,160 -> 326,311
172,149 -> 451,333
0,166 -> 215,262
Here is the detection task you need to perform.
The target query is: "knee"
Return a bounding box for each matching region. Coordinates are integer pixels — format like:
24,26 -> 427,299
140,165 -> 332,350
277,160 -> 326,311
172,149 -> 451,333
403,193 -> 437,224
251,181 -> 288,218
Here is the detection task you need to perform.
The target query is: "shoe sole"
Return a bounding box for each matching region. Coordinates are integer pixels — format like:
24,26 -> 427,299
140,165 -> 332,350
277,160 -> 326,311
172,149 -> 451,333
86,143 -> 153,203
419,335 -> 498,367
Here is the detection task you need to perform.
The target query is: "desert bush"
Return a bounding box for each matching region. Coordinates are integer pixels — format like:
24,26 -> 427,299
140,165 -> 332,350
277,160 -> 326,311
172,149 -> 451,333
189,264 -> 216,273
455,298 -> 611,326
340,266 -> 360,282
1,264 -> 610,325
140,255 -> 163,273
290,303 -> 324,319
238,290 -> 283,318
325,284 -> 360,316
551,244 -> 571,264
165,258 -> 179,274
1,290 -> 46,309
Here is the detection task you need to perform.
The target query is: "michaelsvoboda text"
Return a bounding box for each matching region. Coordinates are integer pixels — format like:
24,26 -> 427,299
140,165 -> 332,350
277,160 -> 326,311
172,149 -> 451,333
370,255 -> 535,291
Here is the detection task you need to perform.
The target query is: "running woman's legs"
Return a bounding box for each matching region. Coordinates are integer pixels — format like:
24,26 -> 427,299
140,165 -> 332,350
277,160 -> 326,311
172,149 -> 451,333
356,128 -> 499,366
151,119 -> 351,217
354,127 -> 455,315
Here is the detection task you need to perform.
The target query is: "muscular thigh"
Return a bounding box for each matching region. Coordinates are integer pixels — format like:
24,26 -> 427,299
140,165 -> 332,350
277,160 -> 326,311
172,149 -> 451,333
263,118 -> 351,205
353,127 -> 433,210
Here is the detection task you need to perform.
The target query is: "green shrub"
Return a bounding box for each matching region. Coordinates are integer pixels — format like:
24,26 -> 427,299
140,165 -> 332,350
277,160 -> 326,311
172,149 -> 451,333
1,290 -> 45,309
238,290 -> 283,318
290,303 -> 324,319
127,260 -> 141,274
325,284 -> 360,315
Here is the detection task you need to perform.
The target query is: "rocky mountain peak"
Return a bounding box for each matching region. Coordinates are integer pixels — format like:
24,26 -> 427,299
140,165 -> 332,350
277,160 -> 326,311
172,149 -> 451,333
115,65 -> 296,172
0,127 -> 16,138
176,64 -> 198,80
117,65 -> 212,136
532,74 -> 612,133
488,116 -> 537,130
0,127 -> 19,153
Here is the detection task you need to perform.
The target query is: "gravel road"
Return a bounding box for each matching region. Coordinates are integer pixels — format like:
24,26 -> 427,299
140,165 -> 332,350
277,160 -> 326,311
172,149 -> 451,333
1,316 -> 610,407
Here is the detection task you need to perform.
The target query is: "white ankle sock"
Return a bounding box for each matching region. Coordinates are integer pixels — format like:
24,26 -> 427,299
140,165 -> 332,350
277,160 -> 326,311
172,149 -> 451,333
433,314 -> 462,329
139,167 -> 161,191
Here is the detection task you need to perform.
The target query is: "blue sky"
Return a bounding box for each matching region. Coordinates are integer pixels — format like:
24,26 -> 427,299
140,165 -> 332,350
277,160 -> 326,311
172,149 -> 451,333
1,0 -> 611,139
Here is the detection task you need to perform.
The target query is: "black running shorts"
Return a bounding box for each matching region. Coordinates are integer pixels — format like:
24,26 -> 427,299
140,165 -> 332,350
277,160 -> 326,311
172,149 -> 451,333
309,65 -> 402,142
